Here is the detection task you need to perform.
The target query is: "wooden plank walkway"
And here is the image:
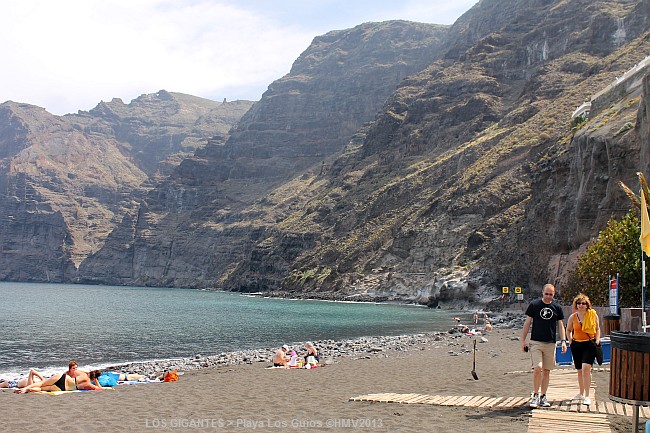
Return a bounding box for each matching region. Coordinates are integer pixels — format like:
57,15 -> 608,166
349,392 -> 531,408
349,391 -> 649,416
349,369 -> 650,432
527,411 -> 611,433
529,368 -> 609,433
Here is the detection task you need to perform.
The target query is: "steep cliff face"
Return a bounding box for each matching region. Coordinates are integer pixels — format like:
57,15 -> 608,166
200,21 -> 449,181
226,0 -> 650,304
76,21 -> 452,288
529,61 -> 650,289
6,1 -> 650,308
0,94 -> 252,280
0,185 -> 76,282
72,91 -> 253,177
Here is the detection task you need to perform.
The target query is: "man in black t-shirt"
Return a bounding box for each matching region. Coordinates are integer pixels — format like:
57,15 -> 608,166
521,284 -> 567,408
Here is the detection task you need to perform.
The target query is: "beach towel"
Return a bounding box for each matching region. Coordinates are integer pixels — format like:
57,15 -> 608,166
119,378 -> 161,385
98,373 -> 119,387
41,390 -> 89,395
40,389 -> 115,395
582,309 -> 598,335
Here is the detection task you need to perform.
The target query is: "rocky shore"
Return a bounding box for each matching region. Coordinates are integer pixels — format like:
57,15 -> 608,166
104,311 -> 526,377
3,321 -> 559,433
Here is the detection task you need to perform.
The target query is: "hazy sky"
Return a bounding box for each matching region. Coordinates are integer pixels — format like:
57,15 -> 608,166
1,0 -> 477,115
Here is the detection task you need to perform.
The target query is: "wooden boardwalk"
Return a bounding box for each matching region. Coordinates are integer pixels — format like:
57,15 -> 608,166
349,369 -> 649,432
350,392 -> 530,408
527,411 -> 611,433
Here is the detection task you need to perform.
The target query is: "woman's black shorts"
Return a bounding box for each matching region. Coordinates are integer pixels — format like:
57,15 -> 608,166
570,340 -> 596,369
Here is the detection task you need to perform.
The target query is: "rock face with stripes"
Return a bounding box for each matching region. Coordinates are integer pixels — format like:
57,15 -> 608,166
3,1 -> 650,305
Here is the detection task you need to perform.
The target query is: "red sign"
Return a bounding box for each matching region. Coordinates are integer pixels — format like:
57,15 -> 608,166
610,279 -> 618,289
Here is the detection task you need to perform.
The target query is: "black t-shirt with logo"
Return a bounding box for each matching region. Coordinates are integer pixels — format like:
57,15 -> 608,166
525,298 -> 564,343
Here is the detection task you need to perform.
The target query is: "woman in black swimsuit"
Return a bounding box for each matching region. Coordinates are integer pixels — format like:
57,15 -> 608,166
304,341 -> 320,365
16,360 -> 79,393
16,360 -> 102,393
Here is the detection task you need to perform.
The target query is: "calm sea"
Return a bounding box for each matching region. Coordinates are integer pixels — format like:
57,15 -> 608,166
0,282 -> 457,377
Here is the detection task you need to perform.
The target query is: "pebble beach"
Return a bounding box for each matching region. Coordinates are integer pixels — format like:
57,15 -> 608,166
1,312 -> 629,432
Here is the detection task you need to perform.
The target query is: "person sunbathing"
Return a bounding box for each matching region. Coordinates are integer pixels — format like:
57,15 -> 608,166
287,351 -> 301,368
272,345 -> 290,367
89,370 -> 146,387
0,369 -> 44,389
304,342 -> 319,362
16,360 -> 103,393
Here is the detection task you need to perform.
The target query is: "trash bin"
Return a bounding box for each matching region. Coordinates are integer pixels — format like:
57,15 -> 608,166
609,331 -> 650,404
603,315 -> 620,336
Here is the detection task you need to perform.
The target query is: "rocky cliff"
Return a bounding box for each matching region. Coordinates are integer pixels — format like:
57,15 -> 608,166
225,0 -> 650,305
5,1 -> 650,308
0,94 -> 252,281
75,20 -> 451,288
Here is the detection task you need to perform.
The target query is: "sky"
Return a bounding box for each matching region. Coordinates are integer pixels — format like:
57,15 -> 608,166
0,0 -> 478,116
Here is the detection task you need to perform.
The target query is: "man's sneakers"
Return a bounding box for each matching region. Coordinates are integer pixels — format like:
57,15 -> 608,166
539,394 -> 551,407
530,393 -> 551,408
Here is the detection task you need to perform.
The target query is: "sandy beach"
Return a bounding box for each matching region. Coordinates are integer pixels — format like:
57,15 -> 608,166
0,327 -> 635,433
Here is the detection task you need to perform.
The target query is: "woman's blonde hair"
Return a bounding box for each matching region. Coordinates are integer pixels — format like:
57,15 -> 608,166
572,293 -> 592,309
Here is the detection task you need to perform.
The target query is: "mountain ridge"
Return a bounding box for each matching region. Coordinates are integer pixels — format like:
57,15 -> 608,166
2,1 -> 650,309
0,92 -> 253,279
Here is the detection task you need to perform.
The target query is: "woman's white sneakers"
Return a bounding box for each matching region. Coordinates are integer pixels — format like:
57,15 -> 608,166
572,394 -> 591,405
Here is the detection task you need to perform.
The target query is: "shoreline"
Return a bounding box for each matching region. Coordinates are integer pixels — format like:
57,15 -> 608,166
1,282 -> 496,379
89,312 -> 524,377
0,311 -> 524,380
3,318 -> 632,433
2,323 -> 603,433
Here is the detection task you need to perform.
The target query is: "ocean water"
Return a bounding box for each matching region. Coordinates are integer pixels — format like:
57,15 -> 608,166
0,282 -> 457,377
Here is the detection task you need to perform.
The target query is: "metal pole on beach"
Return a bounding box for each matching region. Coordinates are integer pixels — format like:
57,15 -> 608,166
641,256 -> 649,332
640,188 -> 649,332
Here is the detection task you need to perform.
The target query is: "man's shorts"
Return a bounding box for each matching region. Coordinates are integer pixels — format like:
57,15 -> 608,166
529,340 -> 556,370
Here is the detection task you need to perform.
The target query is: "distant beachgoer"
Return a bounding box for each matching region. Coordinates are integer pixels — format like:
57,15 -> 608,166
0,369 -> 44,389
521,284 -> 567,408
302,342 -> 320,368
484,321 -> 493,332
566,294 -> 600,406
287,351 -> 301,368
89,370 -> 146,387
16,360 -> 103,393
272,345 -> 290,367
473,311 -> 479,325
304,342 -> 319,362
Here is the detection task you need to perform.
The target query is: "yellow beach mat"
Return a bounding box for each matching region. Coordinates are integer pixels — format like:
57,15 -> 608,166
40,388 -> 114,395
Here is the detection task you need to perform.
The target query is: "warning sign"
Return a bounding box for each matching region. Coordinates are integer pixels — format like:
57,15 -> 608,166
514,287 -> 522,294
502,286 -> 509,294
